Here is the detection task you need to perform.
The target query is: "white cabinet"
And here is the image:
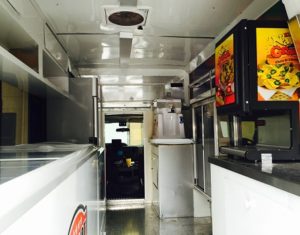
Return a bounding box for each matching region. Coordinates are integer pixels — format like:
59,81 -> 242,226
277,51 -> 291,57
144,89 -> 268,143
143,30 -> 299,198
211,164 -> 300,235
151,144 -> 194,218
0,1 -> 73,98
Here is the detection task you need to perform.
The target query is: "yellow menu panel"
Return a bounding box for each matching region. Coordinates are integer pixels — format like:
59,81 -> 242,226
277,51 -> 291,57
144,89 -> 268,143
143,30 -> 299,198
256,28 -> 300,101
215,34 -> 235,107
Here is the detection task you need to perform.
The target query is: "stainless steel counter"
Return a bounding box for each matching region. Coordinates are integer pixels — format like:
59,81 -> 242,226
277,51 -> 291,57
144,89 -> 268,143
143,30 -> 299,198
209,157 -> 300,197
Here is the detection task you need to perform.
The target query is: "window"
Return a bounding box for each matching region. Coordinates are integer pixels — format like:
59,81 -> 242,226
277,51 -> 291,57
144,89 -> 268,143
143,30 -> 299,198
104,114 -> 144,146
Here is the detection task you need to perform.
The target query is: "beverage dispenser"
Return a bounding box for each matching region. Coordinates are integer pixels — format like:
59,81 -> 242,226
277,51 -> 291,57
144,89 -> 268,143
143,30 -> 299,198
152,99 -> 185,139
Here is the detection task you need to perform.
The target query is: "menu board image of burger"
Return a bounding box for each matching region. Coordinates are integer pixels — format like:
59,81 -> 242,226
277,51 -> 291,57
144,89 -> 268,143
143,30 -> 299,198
215,34 -> 235,107
256,28 -> 300,101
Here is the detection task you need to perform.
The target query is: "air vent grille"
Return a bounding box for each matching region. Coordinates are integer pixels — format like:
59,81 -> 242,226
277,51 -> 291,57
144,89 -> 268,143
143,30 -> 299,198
103,7 -> 150,27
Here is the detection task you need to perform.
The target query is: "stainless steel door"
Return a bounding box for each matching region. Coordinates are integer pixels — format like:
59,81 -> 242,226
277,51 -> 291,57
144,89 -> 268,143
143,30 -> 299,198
203,102 -> 215,196
194,106 -> 205,190
193,99 -> 215,196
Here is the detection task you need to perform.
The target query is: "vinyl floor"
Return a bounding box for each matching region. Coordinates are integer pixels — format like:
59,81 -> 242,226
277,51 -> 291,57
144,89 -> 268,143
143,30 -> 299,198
102,205 -> 212,235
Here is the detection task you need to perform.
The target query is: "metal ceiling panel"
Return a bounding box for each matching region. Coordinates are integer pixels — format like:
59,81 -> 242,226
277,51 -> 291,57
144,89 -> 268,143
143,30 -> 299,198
33,0 -> 254,36
57,34 -> 120,65
57,34 -> 212,67
32,0 -> 254,70
101,85 -> 164,102
99,75 -> 180,85
31,0 -> 256,79
120,0 -> 137,7
131,36 -> 212,64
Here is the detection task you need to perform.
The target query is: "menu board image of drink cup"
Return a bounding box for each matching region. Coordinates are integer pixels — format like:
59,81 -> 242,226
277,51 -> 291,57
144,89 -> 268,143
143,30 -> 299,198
256,28 -> 300,101
215,34 -> 235,107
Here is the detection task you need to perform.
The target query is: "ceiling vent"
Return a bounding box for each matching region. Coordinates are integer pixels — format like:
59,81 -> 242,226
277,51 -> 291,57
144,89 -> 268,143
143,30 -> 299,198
109,11 -> 144,26
103,6 -> 150,28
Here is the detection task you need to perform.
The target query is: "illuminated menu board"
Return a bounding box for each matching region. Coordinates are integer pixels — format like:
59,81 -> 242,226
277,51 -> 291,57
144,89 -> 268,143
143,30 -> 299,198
215,34 -> 235,107
256,28 -> 300,101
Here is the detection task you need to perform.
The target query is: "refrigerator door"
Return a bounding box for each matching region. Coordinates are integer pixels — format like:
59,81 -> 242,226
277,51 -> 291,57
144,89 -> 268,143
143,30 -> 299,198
193,100 -> 216,197
203,102 -> 215,196
194,106 -> 205,190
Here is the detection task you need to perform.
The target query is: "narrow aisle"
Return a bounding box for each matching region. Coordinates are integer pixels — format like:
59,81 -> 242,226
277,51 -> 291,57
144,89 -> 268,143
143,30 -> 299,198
102,206 -> 212,235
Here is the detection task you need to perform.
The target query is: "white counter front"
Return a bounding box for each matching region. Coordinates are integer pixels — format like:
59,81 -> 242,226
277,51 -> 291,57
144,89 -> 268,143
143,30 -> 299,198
210,163 -> 300,235
0,144 -> 102,235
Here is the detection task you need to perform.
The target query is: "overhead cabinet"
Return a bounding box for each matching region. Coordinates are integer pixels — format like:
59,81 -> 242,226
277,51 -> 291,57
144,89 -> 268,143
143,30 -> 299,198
0,4 -> 38,73
44,24 -> 68,73
0,2 -> 74,99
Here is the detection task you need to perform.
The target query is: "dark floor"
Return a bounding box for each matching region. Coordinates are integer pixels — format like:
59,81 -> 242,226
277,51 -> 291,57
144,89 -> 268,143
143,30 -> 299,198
102,206 -> 212,235
106,180 -> 144,200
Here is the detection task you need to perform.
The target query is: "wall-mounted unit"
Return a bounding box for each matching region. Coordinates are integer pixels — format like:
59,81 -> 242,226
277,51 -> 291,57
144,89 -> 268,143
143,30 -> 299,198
215,20 -> 300,115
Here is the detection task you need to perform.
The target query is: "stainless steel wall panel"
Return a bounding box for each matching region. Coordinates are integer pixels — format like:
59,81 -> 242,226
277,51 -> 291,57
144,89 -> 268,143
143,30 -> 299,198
46,78 -> 93,143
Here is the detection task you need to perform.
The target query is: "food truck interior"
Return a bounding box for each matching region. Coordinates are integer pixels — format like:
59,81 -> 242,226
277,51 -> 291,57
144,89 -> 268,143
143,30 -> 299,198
0,0 -> 300,234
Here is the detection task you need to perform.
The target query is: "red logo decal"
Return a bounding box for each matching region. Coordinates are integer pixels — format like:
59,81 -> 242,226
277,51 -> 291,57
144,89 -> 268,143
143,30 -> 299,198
68,205 -> 87,235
